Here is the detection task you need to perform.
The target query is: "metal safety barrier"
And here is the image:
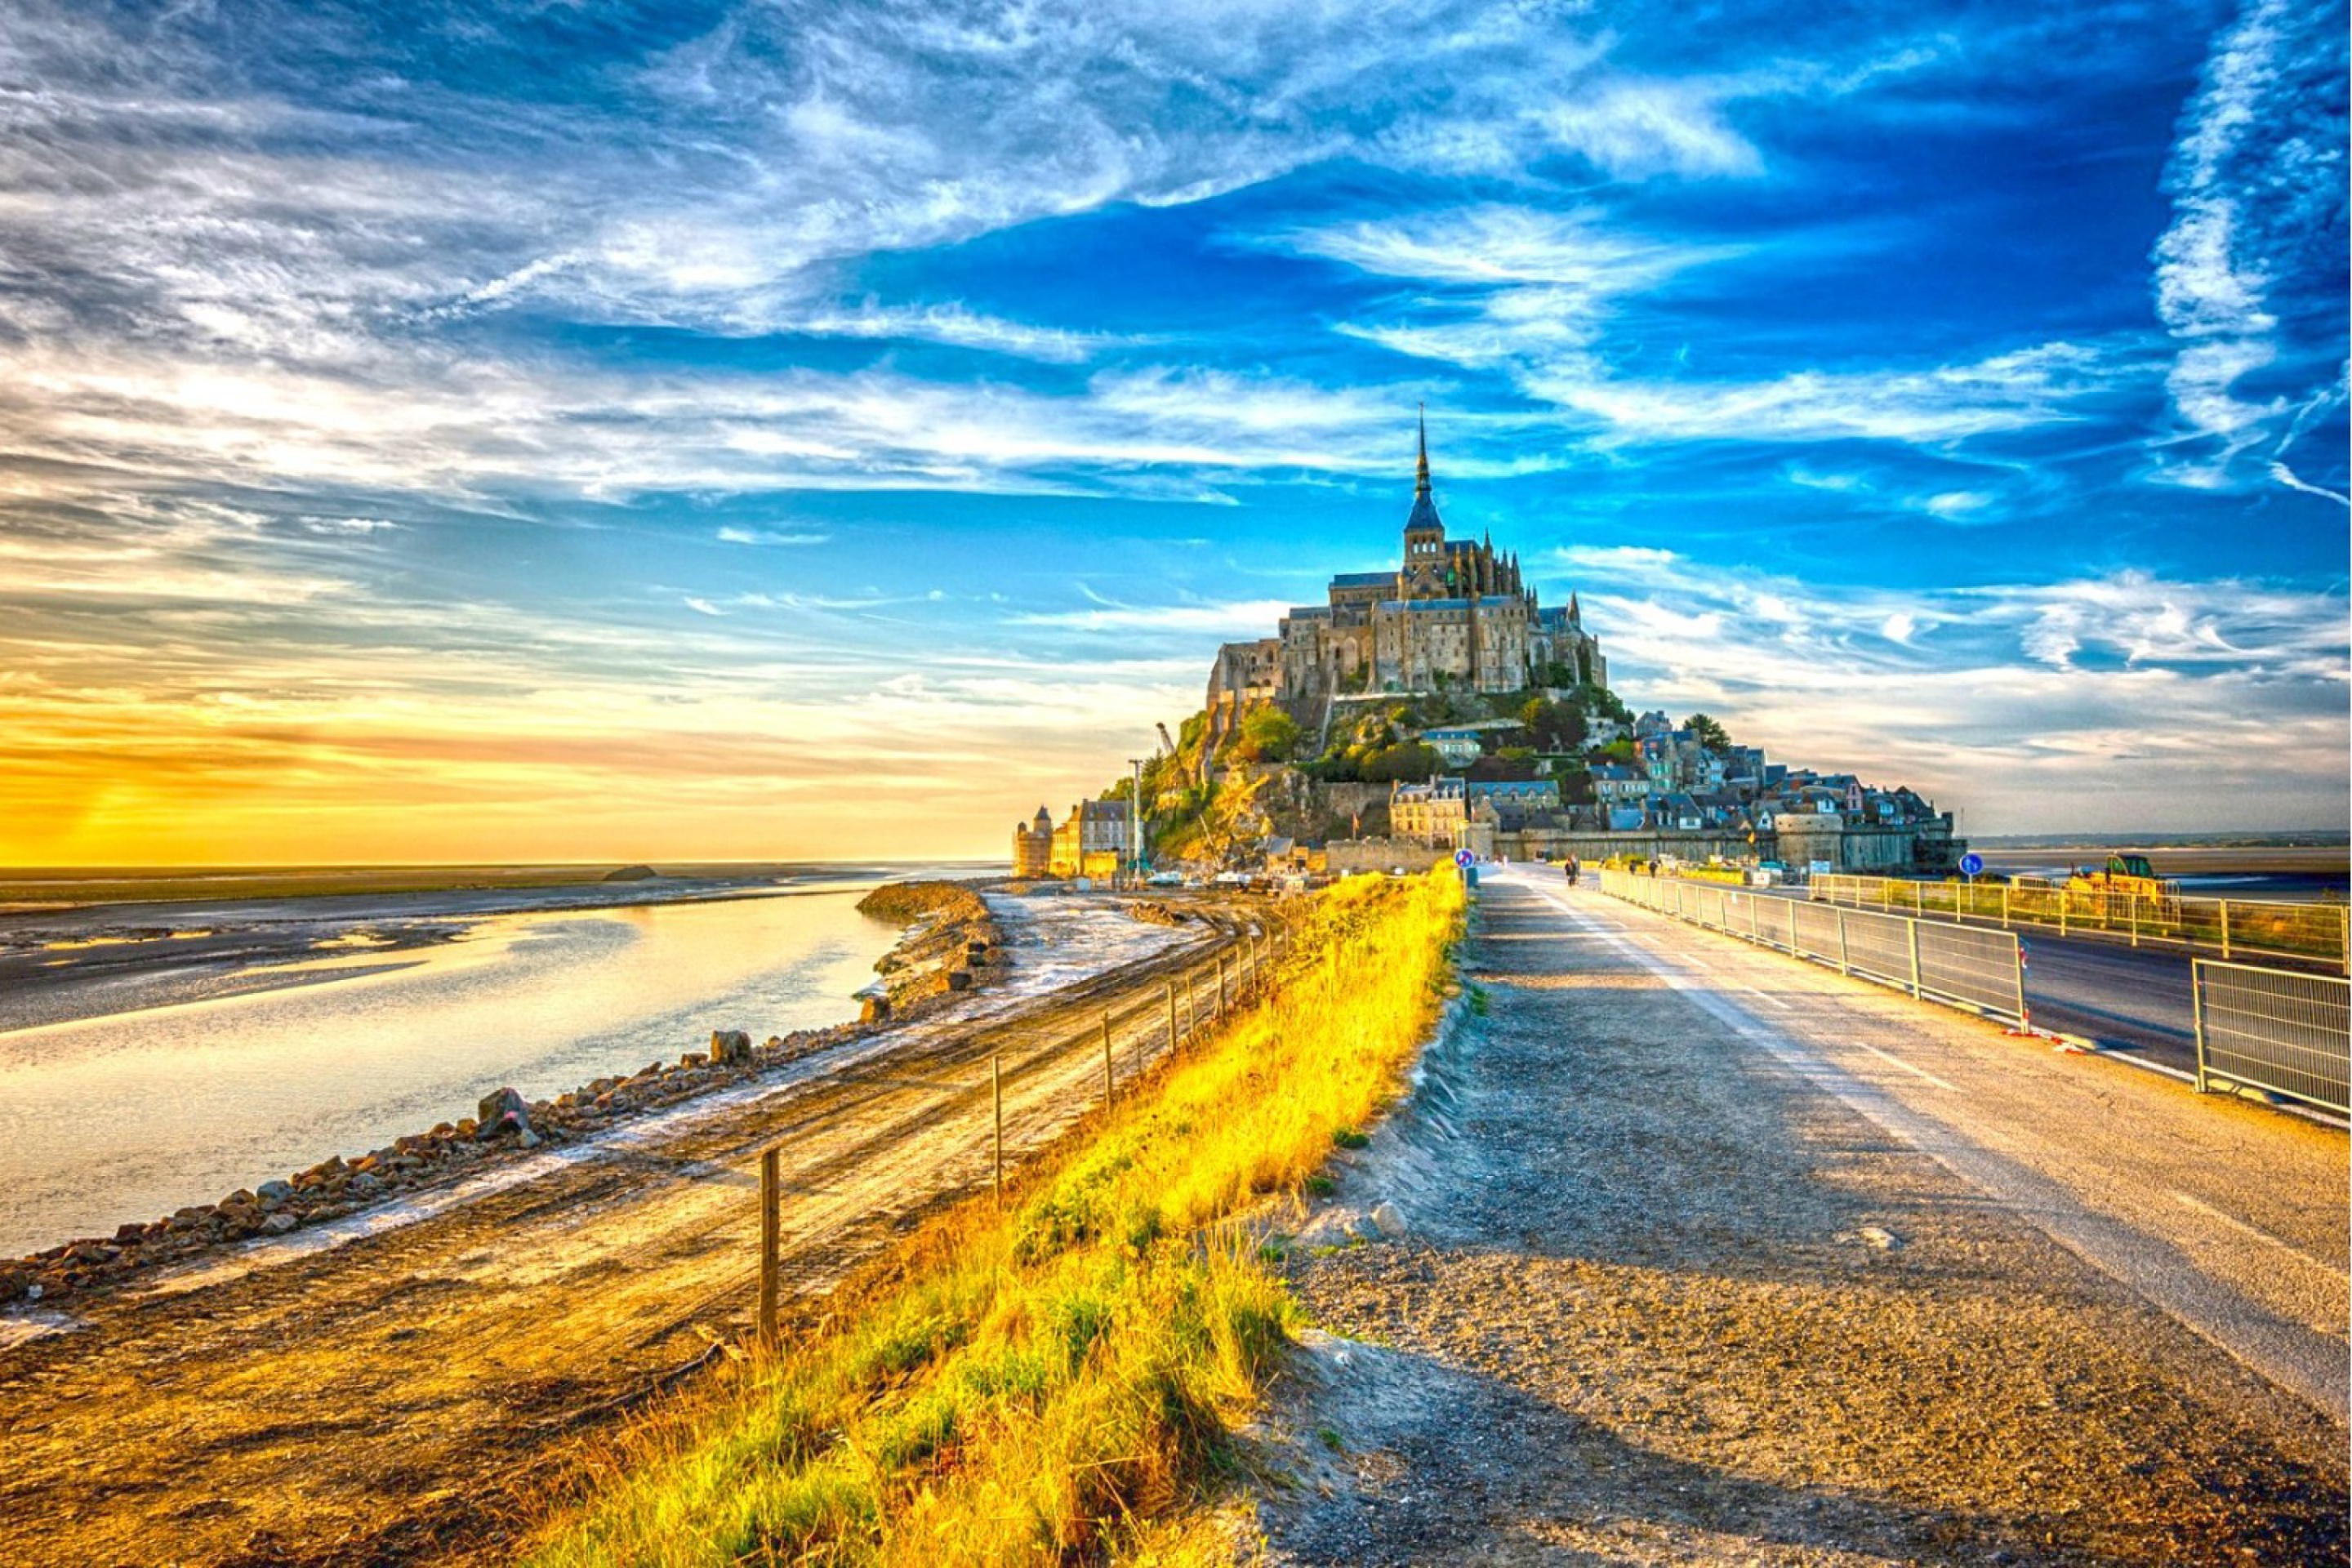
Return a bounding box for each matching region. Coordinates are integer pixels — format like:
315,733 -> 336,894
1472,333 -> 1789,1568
1601,869 -> 2026,1026
1812,872 -> 2350,974
2192,960 -> 2350,1116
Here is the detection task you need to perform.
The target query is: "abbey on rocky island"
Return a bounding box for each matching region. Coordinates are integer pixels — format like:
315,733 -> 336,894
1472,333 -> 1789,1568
1205,415 -> 1605,717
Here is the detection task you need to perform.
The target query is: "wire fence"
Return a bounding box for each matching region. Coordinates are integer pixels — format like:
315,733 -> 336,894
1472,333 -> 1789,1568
1600,869 -> 2026,1025
2193,960 -> 2351,1116
752,911 -> 1297,1347
1811,872 -> 2350,973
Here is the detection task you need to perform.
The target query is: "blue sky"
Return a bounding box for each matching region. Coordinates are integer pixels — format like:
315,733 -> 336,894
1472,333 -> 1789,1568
0,0 -> 2343,861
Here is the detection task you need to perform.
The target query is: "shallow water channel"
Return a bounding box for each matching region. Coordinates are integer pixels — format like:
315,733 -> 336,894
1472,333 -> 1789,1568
0,888 -> 902,1258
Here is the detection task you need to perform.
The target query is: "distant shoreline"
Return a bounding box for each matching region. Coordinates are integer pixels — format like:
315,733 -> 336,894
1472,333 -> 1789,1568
1969,831 -> 2347,849
0,860 -> 996,916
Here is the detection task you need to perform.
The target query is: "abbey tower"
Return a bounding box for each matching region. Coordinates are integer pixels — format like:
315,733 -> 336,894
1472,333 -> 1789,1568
1205,415 -> 1604,717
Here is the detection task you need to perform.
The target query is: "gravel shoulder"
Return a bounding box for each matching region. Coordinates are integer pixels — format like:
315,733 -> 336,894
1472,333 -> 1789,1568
1244,873 -> 2347,1566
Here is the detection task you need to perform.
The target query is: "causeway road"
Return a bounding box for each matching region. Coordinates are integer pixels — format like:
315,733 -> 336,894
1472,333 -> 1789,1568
1257,868 -> 2345,1564
1757,884 -> 2348,1082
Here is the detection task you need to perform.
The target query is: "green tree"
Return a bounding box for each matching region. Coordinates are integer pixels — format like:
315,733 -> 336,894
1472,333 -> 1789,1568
1235,706 -> 1299,763
1686,712 -> 1731,751
1361,741 -> 1442,783
1517,697 -> 1587,751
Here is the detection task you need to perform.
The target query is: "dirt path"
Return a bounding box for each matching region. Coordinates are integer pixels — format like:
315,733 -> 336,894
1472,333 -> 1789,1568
1249,872 -> 2346,1566
0,898 -> 1267,1566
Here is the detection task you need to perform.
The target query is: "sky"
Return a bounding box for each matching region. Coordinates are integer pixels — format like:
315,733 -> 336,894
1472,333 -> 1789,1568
0,0 -> 2344,865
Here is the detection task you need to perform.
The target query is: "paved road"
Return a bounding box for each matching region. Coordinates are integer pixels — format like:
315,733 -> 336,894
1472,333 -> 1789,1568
1255,871 -> 2347,1564
1509,871 -> 2350,1414
1733,883 -> 2341,1081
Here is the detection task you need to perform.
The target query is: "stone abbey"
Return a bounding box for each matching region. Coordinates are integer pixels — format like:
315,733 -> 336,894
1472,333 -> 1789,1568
1205,415 -> 1605,718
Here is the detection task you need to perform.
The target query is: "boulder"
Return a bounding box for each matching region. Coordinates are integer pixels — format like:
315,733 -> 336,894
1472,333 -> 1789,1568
860,995 -> 893,1025
1370,1201 -> 1410,1239
679,1053 -> 708,1071
946,969 -> 972,992
256,1180 -> 295,1208
710,1029 -> 753,1064
476,1087 -> 531,1139
113,1223 -> 148,1245
258,1212 -> 300,1237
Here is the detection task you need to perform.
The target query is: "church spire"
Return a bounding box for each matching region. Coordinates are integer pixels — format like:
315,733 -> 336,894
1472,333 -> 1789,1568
1414,404 -> 1431,500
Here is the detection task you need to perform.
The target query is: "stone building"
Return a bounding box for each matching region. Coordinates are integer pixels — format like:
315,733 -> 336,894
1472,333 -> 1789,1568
1011,805 -> 1053,878
1206,416 -> 1605,718
1012,799 -> 1135,880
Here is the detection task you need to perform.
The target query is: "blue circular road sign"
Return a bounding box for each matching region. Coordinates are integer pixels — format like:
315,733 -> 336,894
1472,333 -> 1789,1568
1959,852 -> 1984,877
1454,849 -> 1476,868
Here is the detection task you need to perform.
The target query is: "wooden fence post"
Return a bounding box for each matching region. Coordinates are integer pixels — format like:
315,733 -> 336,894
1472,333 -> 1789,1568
758,1146 -> 780,1352
1102,1012 -> 1114,1104
1166,979 -> 1178,1054
991,1054 -> 1004,1205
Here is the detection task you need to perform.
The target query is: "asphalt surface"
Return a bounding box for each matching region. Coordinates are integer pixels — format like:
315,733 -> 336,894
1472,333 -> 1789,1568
1503,871 -> 2351,1421
1254,871 -> 2348,1564
1731,884 -> 2345,1080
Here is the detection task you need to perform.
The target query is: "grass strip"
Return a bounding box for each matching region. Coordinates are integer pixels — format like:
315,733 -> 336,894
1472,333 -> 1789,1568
523,869 -> 1465,1566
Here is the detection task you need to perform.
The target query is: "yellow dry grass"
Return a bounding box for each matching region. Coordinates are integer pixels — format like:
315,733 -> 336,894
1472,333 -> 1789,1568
521,870 -> 1465,1566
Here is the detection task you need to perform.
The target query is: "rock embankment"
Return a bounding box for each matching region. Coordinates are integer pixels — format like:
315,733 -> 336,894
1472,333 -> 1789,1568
0,1021 -> 860,1309
855,880 -> 1003,1023
1,882 -> 1017,1312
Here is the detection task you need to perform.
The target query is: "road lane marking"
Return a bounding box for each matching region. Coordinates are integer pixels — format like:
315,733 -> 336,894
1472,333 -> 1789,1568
1851,1041 -> 1960,1091
1489,870 -> 2350,1421
1737,984 -> 1792,1011
2172,1189 -> 2350,1281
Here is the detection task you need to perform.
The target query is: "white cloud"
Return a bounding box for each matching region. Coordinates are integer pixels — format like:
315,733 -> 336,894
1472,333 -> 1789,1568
1010,597 -> 1295,636
1531,79 -> 1764,179
1530,342 -> 2123,445
1548,548 -> 2348,831
716,527 -> 831,546
2148,0 -> 2348,500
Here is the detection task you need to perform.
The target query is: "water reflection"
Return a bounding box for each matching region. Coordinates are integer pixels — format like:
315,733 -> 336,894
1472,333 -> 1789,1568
0,892 -> 898,1258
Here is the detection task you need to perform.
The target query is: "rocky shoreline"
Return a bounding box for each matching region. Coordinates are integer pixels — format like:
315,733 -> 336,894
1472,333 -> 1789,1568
853,880 -> 1004,1021
0,880 -> 1005,1311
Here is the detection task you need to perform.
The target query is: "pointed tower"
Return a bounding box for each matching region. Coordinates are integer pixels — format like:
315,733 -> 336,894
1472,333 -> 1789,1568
1567,592 -> 1582,623
1402,405 -> 1445,596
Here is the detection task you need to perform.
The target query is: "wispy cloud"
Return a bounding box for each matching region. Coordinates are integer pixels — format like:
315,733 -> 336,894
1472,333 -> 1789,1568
1010,597 -> 1295,636
1534,343 -> 2129,446
716,527 -> 831,546
1550,545 -> 2348,831
2149,0 -> 2349,501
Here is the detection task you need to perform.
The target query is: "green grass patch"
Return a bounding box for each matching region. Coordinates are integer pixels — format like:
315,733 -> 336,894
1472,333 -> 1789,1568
523,871 -> 1465,1567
